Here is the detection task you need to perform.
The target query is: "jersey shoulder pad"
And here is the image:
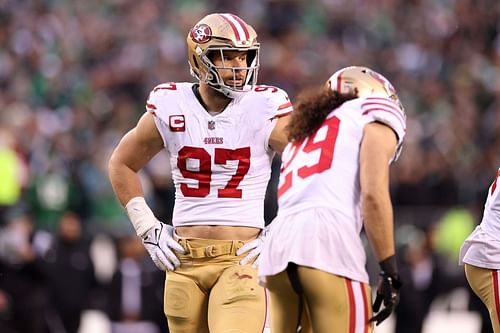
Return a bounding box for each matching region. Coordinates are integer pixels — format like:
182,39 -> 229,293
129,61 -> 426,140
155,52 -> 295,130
250,85 -> 293,118
358,95 -> 407,162
359,95 -> 406,141
145,82 -> 188,119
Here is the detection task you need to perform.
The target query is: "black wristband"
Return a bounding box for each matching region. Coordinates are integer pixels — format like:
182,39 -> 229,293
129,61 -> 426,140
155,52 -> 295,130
379,255 -> 398,276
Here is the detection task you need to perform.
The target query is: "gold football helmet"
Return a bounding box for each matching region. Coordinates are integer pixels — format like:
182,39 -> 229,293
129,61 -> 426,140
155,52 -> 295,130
187,13 -> 259,98
327,66 -> 402,107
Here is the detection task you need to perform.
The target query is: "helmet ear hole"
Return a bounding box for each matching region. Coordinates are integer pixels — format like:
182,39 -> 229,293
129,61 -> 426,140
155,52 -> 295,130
205,50 -> 216,63
246,49 -> 257,66
206,71 -> 215,83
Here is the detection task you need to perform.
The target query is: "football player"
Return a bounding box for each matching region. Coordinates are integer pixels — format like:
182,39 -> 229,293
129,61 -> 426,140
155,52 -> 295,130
108,13 -> 292,333
460,168 -> 500,333
258,66 -> 406,333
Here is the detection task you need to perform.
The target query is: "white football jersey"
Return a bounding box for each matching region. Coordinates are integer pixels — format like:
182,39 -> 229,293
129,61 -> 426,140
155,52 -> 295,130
145,82 -> 292,228
278,95 -> 405,216
259,95 -> 405,282
460,168 -> 500,269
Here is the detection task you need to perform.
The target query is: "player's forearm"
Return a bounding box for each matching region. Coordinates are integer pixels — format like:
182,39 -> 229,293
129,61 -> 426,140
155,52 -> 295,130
362,190 -> 395,262
108,157 -> 144,206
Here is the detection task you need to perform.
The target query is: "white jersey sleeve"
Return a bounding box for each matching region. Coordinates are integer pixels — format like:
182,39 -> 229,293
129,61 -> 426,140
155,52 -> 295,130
250,85 -> 293,152
360,96 -> 406,161
259,85 -> 293,118
145,82 -> 181,147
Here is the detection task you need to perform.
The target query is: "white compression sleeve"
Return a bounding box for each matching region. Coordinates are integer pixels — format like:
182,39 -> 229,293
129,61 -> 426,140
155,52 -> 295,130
125,197 -> 158,237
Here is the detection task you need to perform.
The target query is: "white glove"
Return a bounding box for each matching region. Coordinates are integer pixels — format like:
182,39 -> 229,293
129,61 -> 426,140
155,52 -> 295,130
125,197 -> 185,271
236,228 -> 267,267
142,221 -> 186,271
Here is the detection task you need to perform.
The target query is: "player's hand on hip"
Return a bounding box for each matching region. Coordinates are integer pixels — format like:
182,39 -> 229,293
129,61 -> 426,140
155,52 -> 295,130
369,271 -> 402,326
236,228 -> 267,267
142,221 -> 186,271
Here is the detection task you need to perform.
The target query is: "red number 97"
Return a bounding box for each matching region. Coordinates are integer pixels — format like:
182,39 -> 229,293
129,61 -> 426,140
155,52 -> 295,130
177,146 -> 251,198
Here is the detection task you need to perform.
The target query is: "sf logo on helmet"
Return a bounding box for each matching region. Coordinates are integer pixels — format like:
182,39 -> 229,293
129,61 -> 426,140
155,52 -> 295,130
190,24 -> 212,43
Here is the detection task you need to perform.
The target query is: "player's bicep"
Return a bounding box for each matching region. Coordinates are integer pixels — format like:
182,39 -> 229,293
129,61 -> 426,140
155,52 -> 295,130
111,112 -> 164,172
360,122 -> 397,194
268,114 -> 291,154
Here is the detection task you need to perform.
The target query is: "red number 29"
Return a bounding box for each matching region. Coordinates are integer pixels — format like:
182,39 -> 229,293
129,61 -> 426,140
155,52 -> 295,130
278,116 -> 341,197
177,147 -> 250,198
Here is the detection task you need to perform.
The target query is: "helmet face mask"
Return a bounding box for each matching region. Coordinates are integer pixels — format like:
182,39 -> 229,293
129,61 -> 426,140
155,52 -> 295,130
199,47 -> 259,96
187,14 -> 260,98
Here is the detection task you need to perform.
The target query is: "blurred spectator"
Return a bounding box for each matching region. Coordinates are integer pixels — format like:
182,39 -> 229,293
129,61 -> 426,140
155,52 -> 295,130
0,127 -> 25,226
39,211 -> 98,333
0,211 -> 103,333
434,207 -> 475,262
106,236 -> 167,333
0,214 -> 50,333
395,225 -> 467,333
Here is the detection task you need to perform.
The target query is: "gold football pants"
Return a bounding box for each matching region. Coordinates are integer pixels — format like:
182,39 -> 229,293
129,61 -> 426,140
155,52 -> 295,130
465,264 -> 500,333
265,266 -> 373,333
164,236 -> 266,333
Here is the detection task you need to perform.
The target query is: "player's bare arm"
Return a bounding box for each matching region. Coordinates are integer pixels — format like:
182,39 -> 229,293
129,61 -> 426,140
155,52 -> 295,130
269,114 -> 291,153
109,112 -> 185,271
360,121 -> 397,262
108,112 -> 164,206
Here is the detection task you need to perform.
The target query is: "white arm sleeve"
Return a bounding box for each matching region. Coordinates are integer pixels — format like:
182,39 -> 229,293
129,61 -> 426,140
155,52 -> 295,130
125,197 -> 158,237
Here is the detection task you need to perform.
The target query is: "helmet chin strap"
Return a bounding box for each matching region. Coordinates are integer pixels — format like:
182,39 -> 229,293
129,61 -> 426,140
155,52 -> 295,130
207,83 -> 245,99
205,69 -> 252,99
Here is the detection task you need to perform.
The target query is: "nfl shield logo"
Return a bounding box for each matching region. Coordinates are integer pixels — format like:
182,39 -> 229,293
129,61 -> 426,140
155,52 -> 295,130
208,120 -> 215,130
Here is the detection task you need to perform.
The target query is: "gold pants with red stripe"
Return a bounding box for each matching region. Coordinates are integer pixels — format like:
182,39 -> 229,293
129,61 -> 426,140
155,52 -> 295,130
265,266 -> 373,333
465,264 -> 500,333
164,236 -> 266,333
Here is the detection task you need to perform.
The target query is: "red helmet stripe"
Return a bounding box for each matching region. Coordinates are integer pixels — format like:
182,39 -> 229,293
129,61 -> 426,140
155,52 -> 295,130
336,69 -> 346,93
220,14 -> 241,41
229,14 -> 250,40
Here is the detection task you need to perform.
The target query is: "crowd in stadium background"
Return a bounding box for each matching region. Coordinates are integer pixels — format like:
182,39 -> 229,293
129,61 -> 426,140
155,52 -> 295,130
0,0 -> 499,332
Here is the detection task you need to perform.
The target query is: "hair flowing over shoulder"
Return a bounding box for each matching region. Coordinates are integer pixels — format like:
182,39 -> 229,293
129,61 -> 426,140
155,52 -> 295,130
287,87 -> 358,142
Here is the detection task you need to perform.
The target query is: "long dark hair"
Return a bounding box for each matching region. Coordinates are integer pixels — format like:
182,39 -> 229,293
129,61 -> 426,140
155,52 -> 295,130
287,86 -> 358,142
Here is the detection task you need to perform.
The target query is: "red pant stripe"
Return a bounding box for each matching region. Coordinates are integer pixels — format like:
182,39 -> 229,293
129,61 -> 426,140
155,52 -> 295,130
492,270 -> 500,327
346,279 -> 356,333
